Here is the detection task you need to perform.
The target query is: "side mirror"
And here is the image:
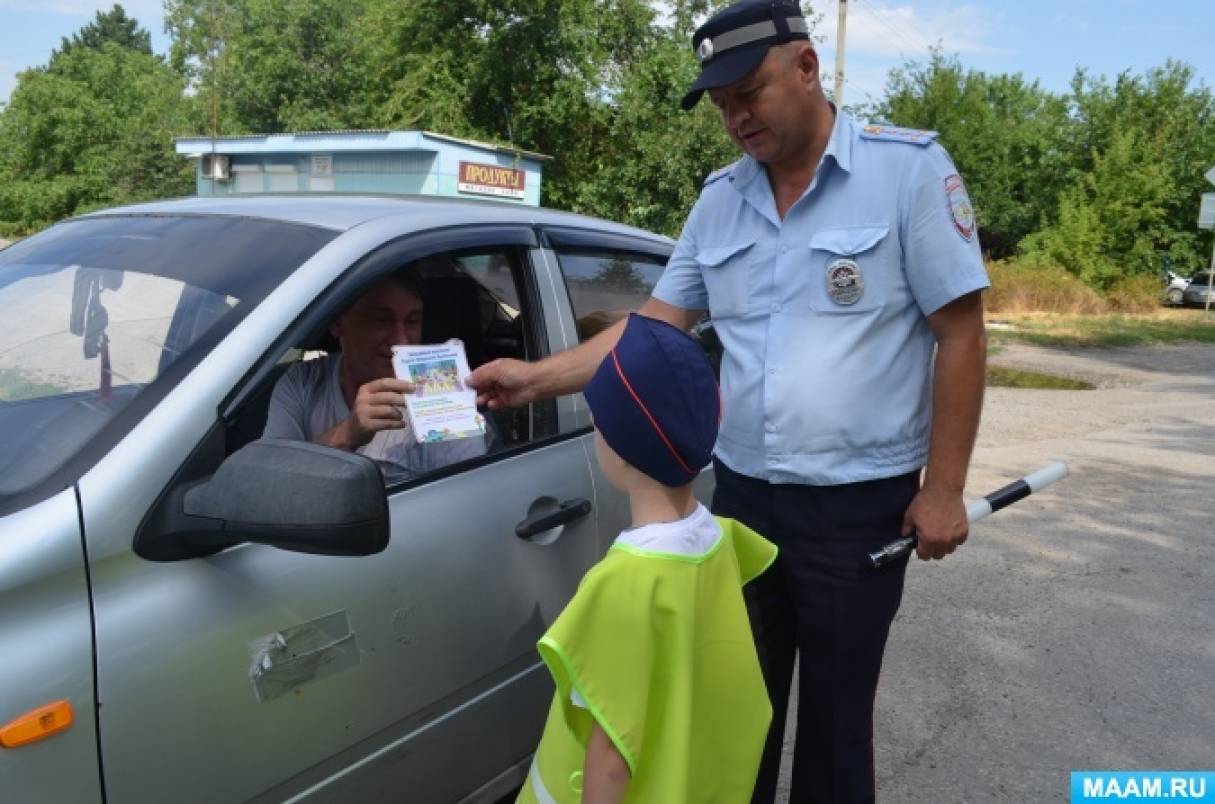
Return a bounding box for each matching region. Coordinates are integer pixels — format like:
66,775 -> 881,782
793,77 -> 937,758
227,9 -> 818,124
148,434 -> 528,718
137,439 -> 389,560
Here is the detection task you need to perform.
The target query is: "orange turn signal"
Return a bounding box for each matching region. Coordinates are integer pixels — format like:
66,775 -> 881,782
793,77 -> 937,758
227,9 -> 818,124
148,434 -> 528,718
0,700 -> 74,748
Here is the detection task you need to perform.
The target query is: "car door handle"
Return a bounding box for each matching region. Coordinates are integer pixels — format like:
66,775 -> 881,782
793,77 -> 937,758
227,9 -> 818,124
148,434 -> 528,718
515,498 -> 593,539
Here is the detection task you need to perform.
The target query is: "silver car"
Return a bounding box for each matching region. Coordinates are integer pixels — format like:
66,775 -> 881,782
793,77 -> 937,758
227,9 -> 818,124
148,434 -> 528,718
1181,271 -> 1214,307
0,196 -> 713,802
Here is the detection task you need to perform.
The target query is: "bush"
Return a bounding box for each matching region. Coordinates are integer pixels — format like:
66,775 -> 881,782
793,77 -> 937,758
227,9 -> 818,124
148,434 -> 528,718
1105,275 -> 1163,312
985,257 -> 1108,314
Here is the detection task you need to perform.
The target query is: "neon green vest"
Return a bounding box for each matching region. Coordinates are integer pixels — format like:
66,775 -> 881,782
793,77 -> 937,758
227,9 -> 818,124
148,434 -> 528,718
517,517 -> 777,803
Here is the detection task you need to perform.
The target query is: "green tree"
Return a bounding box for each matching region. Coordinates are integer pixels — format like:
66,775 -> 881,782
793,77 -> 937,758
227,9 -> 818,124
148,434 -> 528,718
1064,62 -> 1215,276
53,4 -> 152,61
0,43 -> 194,234
1021,127 -> 1174,288
877,50 -> 1073,259
573,26 -> 736,235
166,0 -> 374,133
359,0 -> 656,212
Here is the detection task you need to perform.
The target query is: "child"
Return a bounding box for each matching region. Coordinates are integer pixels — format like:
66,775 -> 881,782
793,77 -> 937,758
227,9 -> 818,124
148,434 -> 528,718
518,314 -> 777,804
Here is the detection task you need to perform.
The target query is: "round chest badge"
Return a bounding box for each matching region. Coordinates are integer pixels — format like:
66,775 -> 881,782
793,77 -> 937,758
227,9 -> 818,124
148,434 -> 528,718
826,258 -> 864,306
945,173 -> 976,241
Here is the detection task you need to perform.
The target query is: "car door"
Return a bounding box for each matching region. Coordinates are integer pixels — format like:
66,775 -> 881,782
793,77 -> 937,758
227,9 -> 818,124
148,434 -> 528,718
0,490 -> 101,803
83,222 -> 599,803
536,226 -> 719,523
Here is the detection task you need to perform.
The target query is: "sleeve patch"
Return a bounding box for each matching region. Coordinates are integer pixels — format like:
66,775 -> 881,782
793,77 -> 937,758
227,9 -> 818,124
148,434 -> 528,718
944,174 -> 976,241
859,124 -> 939,146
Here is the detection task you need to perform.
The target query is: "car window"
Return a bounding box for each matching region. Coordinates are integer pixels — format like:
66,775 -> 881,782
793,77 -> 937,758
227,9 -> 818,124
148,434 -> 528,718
552,244 -> 722,378
0,216 -> 336,509
247,245 -> 557,489
554,249 -> 667,341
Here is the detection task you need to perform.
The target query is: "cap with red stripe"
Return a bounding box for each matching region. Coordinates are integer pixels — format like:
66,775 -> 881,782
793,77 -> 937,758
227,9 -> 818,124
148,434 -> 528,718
585,314 -> 721,487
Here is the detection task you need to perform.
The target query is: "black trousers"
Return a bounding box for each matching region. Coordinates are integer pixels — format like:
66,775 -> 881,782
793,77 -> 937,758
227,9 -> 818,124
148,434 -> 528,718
711,458 -> 918,804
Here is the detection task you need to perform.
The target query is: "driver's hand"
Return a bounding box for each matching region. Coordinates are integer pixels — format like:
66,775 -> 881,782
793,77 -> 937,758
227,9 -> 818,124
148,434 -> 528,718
346,377 -> 414,447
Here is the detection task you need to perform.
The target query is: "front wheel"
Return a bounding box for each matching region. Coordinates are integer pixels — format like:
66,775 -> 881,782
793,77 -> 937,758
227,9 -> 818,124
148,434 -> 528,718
1166,288 -> 1184,305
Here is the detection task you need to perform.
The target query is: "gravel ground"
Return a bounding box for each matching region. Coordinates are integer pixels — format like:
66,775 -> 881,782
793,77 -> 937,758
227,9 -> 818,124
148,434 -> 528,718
776,341 -> 1215,802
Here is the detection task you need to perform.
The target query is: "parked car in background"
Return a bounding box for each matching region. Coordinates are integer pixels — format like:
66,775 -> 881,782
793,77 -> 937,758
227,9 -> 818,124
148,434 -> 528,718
1162,269 -> 1191,305
0,195 -> 717,803
1182,271 -> 1214,307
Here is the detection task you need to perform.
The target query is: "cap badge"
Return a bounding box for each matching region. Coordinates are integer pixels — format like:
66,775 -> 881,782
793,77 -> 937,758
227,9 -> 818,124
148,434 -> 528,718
697,37 -> 715,63
826,258 -> 864,306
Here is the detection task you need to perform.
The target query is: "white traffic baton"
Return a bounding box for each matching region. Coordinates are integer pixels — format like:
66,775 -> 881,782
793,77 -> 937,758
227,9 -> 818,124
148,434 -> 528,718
868,462 -> 1069,569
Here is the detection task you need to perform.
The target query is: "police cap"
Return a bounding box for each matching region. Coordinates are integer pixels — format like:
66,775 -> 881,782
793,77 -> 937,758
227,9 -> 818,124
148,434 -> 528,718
681,0 -> 810,111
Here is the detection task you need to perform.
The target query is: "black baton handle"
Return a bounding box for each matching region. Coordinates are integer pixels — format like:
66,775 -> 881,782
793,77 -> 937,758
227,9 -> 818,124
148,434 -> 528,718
868,462 -> 1068,570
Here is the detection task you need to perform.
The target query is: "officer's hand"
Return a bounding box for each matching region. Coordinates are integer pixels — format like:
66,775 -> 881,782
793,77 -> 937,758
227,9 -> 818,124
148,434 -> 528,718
341,377 -> 415,448
467,358 -> 539,409
902,485 -> 969,561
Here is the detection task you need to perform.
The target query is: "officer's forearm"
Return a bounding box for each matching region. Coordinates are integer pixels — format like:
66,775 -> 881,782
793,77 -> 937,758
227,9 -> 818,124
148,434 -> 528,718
528,297 -> 704,399
923,296 -> 987,494
529,315 -> 627,398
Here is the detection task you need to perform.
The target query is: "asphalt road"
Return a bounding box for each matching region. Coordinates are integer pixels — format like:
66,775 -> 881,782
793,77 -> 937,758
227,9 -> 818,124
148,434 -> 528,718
775,341 -> 1215,802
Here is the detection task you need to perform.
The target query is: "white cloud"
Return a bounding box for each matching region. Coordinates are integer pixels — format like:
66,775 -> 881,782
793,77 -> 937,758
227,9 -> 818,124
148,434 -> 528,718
816,0 -> 1003,58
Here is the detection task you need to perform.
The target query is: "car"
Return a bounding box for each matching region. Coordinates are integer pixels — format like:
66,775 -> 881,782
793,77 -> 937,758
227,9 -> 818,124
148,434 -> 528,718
0,195 -> 717,803
1181,270 -> 1214,307
1162,269 -> 1191,306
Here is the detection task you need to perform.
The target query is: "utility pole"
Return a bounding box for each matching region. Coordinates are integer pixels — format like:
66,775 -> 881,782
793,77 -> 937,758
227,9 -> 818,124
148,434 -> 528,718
1204,167 -> 1215,314
834,0 -> 848,108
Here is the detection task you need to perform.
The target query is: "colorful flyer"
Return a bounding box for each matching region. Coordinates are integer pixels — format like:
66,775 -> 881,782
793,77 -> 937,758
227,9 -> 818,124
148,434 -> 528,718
391,339 -> 486,444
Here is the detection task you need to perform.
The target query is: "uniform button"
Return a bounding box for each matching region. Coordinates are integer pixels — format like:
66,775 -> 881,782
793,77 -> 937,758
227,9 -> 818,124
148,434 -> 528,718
772,303 -> 782,313
779,245 -> 789,255
765,423 -> 776,433
768,368 -> 776,375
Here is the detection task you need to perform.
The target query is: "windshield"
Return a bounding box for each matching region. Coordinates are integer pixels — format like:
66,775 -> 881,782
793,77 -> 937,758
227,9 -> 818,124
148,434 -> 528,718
0,215 -> 336,509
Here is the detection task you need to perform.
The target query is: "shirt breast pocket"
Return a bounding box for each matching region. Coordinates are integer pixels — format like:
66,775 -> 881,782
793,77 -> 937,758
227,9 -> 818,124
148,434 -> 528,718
696,240 -> 757,318
806,225 -> 893,314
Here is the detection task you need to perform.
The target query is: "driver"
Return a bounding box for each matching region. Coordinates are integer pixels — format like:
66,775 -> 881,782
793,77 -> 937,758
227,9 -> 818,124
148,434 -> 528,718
262,273 -> 489,484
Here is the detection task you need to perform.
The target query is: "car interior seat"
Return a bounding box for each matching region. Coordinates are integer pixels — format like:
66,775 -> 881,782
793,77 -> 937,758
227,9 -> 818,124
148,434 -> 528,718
419,275 -> 488,369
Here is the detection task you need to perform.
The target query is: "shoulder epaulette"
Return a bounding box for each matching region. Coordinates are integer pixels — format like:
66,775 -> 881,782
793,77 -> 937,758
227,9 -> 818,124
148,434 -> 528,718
859,124 -> 939,146
703,161 -> 738,186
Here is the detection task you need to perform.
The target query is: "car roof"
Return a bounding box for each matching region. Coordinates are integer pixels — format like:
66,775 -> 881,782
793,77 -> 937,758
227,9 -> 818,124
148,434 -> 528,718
76,194 -> 674,247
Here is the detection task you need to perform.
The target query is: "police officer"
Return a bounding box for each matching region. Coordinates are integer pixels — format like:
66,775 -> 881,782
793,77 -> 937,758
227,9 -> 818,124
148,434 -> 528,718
468,1 -> 989,801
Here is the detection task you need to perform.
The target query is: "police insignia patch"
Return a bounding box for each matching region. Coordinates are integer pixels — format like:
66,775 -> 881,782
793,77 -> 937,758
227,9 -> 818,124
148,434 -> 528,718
826,258 -> 864,306
944,174 -> 975,241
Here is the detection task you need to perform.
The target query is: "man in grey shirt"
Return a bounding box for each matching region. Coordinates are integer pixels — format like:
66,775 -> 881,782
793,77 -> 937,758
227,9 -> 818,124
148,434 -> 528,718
263,274 -> 489,485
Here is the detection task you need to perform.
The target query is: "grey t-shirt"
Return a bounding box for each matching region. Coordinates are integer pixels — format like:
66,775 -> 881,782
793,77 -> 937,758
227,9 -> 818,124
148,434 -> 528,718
263,354 -> 489,485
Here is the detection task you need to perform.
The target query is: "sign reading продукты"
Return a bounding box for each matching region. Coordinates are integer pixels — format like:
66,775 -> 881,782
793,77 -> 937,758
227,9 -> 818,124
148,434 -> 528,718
458,161 -> 526,200
1071,772 -> 1214,801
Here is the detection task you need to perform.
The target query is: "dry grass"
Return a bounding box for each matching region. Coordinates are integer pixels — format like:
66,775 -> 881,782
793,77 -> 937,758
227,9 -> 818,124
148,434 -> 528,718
985,259 -> 1109,315
986,310 -> 1215,347
979,258 -> 1215,345
1104,275 -> 1163,313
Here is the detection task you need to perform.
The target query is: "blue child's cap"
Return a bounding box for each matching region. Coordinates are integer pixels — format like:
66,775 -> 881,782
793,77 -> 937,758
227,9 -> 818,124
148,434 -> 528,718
584,314 -> 720,487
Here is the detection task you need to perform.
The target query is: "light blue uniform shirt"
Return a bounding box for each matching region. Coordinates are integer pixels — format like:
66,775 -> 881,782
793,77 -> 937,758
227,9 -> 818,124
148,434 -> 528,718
652,110 -> 989,485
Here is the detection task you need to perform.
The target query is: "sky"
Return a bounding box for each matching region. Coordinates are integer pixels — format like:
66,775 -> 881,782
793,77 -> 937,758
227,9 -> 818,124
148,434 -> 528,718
1,0 -> 1214,108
